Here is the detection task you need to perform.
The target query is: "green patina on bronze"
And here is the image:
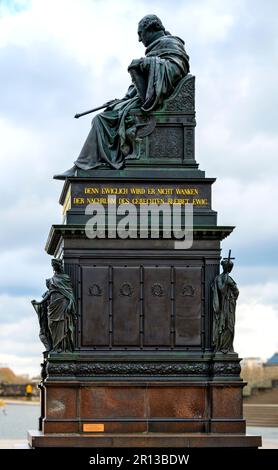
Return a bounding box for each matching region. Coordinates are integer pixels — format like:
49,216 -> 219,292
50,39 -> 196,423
212,251 -> 239,353
55,14 -> 190,178
32,259 -> 77,353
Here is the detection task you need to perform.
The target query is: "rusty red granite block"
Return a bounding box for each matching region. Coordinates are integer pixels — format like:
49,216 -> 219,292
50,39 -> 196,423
148,386 -> 206,418
80,386 -> 146,419
211,386 -> 242,418
45,387 -> 77,419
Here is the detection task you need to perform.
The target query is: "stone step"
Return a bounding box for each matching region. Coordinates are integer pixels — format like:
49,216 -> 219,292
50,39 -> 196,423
247,421 -> 278,427
244,388 -> 278,405
244,410 -> 278,416
243,404 -> 278,426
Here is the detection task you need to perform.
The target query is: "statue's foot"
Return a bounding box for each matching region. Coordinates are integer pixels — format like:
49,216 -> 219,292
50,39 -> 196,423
53,165 -> 78,180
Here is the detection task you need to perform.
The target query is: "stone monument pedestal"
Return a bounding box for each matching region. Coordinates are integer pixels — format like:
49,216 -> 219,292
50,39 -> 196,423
28,177 -> 260,447
28,431 -> 261,448
29,72 -> 261,448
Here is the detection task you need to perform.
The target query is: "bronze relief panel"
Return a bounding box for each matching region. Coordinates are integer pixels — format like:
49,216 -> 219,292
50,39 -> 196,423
113,267 -> 141,346
175,267 -> 202,346
144,267 -> 171,346
81,266 -> 109,346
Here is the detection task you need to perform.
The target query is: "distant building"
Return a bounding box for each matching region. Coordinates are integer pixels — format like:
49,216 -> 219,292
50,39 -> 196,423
0,367 -> 27,384
263,352 -> 278,389
0,367 -> 39,397
241,353 -> 278,397
265,352 -> 278,365
241,357 -> 264,367
241,358 -> 265,396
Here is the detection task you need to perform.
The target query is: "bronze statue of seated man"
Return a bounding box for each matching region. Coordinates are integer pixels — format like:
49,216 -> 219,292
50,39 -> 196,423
54,14 -> 189,179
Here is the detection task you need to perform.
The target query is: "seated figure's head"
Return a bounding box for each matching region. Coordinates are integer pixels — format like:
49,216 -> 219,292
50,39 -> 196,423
138,15 -> 166,46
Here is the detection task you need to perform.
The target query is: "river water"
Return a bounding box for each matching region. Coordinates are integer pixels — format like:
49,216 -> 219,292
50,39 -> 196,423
0,403 -> 39,439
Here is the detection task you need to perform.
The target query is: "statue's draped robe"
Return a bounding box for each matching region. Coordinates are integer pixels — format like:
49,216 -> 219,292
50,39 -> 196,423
32,292 -> 52,351
212,274 -> 239,353
75,34 -> 189,170
47,273 -> 76,352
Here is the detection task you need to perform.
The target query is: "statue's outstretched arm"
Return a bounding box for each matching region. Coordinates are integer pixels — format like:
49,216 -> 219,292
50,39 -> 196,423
32,290 -> 51,306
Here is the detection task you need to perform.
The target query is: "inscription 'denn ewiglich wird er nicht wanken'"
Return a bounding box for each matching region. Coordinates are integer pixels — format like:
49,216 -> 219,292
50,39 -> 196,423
65,182 -> 211,211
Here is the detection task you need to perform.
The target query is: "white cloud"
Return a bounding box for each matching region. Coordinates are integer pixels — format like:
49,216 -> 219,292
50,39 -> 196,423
239,282 -> 278,307
176,2 -> 235,44
235,303 -> 278,361
0,354 -> 40,378
214,176 -> 278,241
0,314 -> 42,377
0,0 -> 142,67
233,266 -> 278,288
0,294 -> 33,323
0,250 -> 53,295
234,282 -> 278,360
0,318 -> 40,354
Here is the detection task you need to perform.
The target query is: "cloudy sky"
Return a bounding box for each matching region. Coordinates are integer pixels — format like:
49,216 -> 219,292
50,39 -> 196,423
0,0 -> 277,378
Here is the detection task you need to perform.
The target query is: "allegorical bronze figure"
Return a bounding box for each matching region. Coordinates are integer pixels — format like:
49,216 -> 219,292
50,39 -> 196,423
212,251 -> 239,353
54,14 -> 190,178
31,279 -> 53,352
32,259 -> 76,352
